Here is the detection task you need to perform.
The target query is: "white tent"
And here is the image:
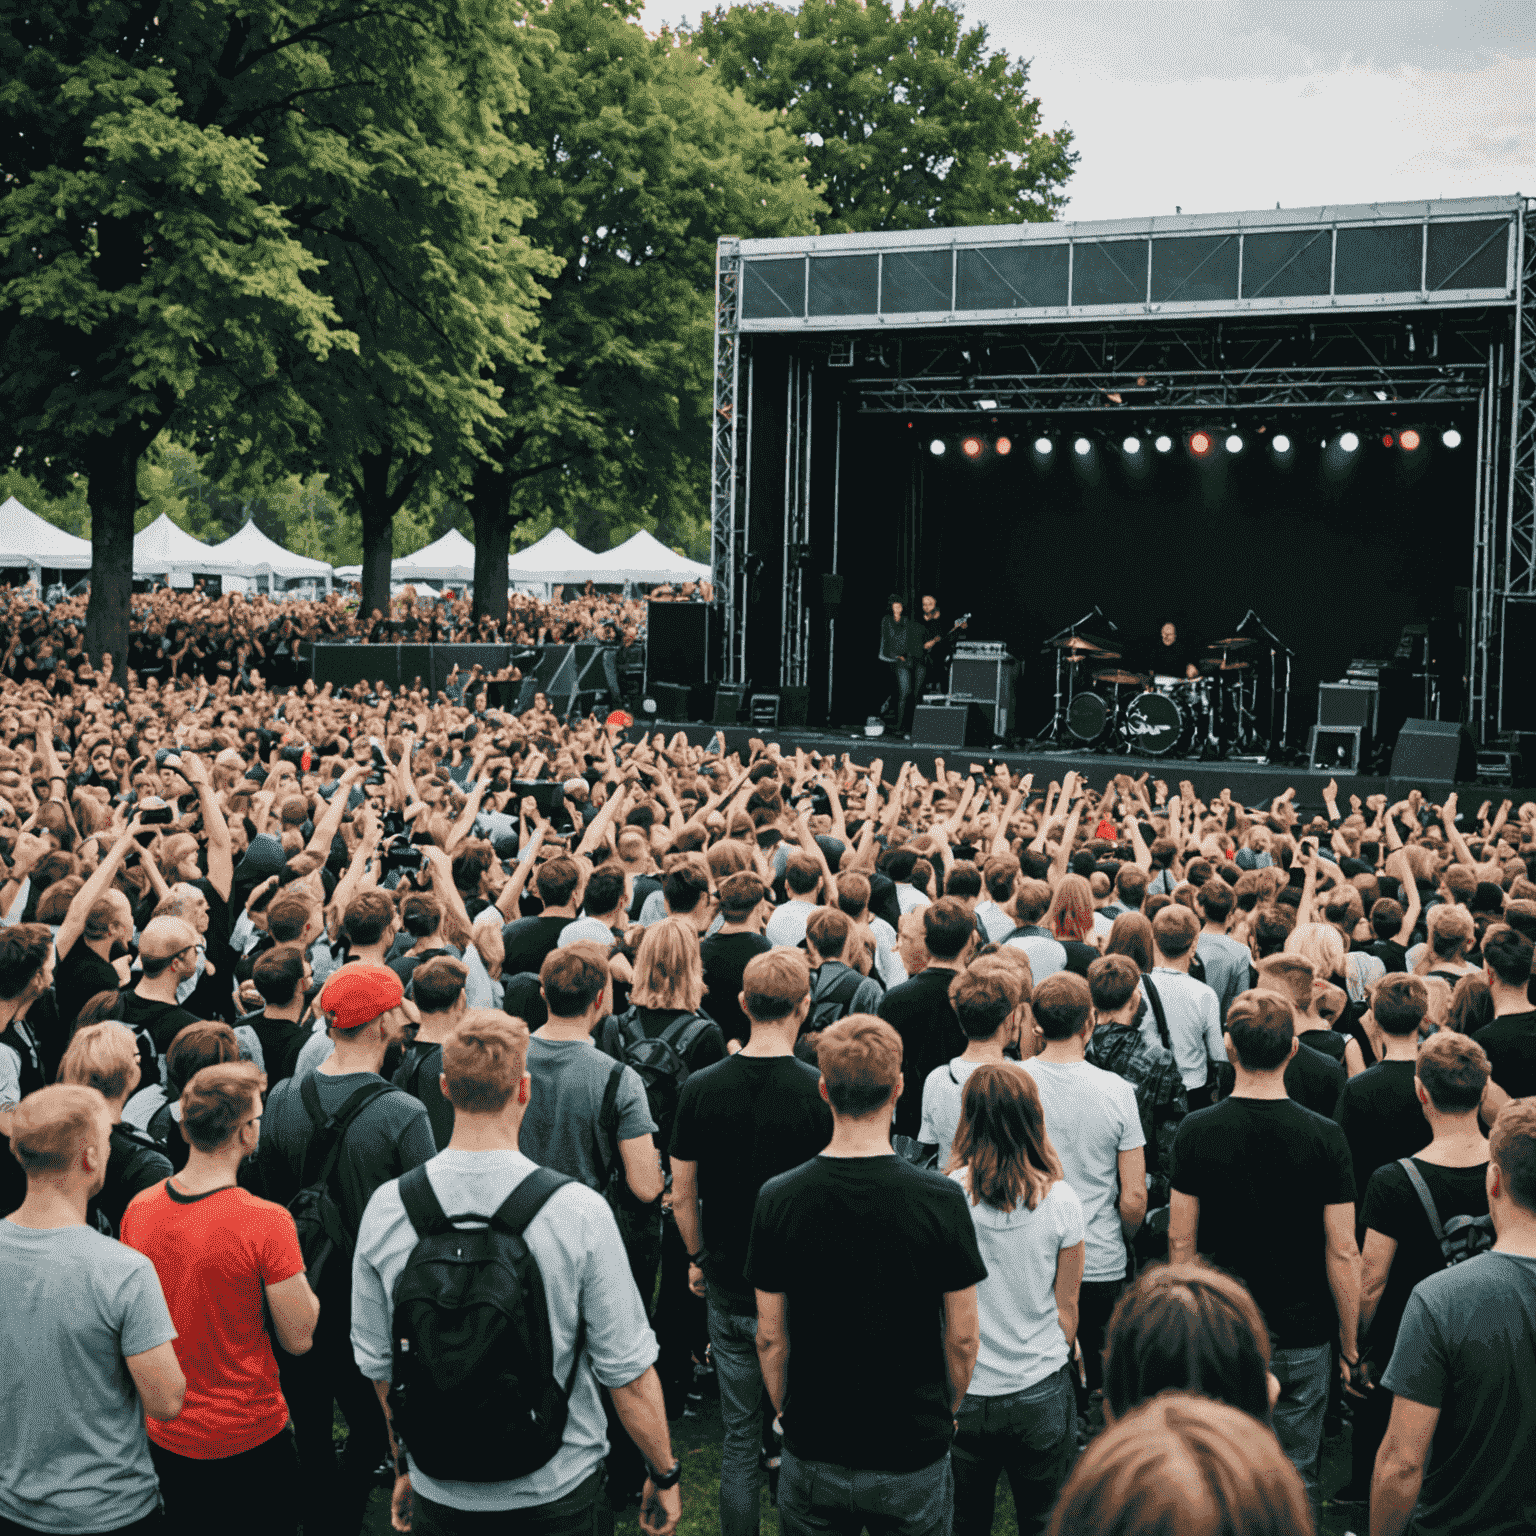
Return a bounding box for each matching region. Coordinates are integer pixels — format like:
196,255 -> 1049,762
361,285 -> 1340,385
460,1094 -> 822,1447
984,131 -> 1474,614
205,520 -> 333,590
0,496 -> 94,573
506,527 -> 605,586
133,514 -> 253,582
391,528 -> 476,584
594,529 -> 711,585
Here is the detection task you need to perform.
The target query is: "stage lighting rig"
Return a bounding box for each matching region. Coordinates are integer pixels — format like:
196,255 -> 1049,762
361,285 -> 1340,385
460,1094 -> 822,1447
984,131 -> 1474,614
1340,432 -> 1360,453
1189,431 -> 1212,455
1272,434 -> 1292,454
1225,434 -> 1243,454
1400,429 -> 1421,451
1122,436 -> 1141,455
929,438 -> 946,456
1073,437 -> 1092,456
1154,435 -> 1173,454
962,436 -> 984,459
1442,428 -> 1462,449
1034,437 -> 1053,456
995,437 -> 1013,456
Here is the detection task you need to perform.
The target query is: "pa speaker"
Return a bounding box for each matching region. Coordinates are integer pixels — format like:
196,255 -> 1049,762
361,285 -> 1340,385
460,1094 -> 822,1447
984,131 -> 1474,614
1390,718 -> 1477,784
778,685 -> 810,728
712,685 -> 744,727
912,703 -> 991,748
646,601 -> 709,687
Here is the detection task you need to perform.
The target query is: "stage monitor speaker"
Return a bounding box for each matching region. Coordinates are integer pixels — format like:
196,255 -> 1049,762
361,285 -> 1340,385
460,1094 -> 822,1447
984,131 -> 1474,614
1390,718 -> 1477,784
712,685 -> 744,727
778,685 -> 810,728
1309,725 -> 1363,772
913,703 -> 990,748
1317,681 -> 1376,734
646,601 -> 709,687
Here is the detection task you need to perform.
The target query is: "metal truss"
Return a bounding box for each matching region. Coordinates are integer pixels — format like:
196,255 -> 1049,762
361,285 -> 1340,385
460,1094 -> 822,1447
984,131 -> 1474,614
711,242 -> 746,683
781,357 -> 813,689
1507,203 -> 1536,602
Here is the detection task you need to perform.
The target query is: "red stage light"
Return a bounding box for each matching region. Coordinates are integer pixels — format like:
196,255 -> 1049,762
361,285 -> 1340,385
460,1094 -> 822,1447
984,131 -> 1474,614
1400,429 -> 1421,451
1382,432 -> 1395,448
962,436 -> 984,458
1189,431 -> 1212,455
995,436 -> 1013,456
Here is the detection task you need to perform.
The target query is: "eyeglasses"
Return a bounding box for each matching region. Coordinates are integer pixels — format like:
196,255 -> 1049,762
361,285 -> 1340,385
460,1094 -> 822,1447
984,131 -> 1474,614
169,943 -> 207,962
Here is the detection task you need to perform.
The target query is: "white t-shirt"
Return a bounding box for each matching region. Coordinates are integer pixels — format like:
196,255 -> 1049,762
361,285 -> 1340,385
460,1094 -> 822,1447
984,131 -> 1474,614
921,1055 -> 1030,1169
895,882 -> 932,916
1022,1058 -> 1144,1282
1143,968 -> 1226,1091
949,1171 -> 1085,1396
1005,932 -> 1067,981
765,900 -> 815,949
976,900 -> 1015,944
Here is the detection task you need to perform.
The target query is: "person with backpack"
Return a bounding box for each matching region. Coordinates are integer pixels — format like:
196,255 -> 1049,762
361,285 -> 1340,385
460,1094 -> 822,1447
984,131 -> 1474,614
669,949 -> 832,1536
1348,1029 -> 1493,1515
804,908 -> 883,1032
252,962 -> 436,1536
351,1012 -> 681,1536
393,956 -> 470,1150
121,1061 -> 319,1536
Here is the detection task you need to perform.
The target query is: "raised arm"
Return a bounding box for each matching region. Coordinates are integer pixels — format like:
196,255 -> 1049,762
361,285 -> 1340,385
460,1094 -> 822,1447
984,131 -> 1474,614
56,820 -> 144,961
169,751 -> 231,901
1439,793 -> 1476,869
307,763 -> 366,858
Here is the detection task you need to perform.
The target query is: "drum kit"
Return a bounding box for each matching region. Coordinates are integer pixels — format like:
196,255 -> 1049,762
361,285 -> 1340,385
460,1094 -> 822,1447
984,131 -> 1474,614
1043,631 -> 1267,759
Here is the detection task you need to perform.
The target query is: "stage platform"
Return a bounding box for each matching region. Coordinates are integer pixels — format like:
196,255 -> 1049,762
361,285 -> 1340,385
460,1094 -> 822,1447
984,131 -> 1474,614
634,722 -> 1531,811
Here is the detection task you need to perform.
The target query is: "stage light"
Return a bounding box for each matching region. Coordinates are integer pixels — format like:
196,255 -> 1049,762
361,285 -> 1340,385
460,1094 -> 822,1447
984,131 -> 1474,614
1034,436 -> 1053,455
1122,436 -> 1141,455
929,438 -> 946,457
1400,429 -> 1421,451
1225,433 -> 1243,454
1382,432 -> 1395,448
1340,432 -> 1359,453
1189,431 -> 1212,455
1073,437 -> 1091,456
995,436 -> 1013,456
978,399 -> 999,411
962,436 -> 984,459
1273,434 -> 1291,453
1154,434 -> 1173,454
1442,428 -> 1462,449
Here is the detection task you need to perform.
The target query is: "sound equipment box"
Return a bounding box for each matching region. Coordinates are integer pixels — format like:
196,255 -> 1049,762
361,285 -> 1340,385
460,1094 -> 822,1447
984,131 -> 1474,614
652,682 -> 691,722
779,685 -> 810,728
712,685 -> 744,727
646,601 -> 709,688
912,702 -> 991,748
1390,718 -> 1477,785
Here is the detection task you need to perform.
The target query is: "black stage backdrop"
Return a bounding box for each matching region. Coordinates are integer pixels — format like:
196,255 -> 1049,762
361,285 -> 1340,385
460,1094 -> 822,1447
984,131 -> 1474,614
827,413 -> 1475,741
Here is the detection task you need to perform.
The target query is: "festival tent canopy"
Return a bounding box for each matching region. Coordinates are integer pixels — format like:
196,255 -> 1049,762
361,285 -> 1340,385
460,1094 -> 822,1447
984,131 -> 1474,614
506,527 -> 606,585
205,521 -> 333,585
593,529 -> 711,585
0,496 -> 94,571
391,527 -> 476,583
133,514 -> 254,577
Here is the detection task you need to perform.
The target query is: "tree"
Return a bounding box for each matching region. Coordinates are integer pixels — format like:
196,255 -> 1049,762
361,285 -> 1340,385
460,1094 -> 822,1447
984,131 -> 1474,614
467,0 -> 823,623
693,0 -> 1076,234
0,1 -> 349,664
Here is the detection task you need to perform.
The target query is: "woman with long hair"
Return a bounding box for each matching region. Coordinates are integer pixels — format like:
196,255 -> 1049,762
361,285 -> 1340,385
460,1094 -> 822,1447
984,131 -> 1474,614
946,1064 -> 1084,1536
1412,904 -> 1482,985
1105,911 -> 1170,1052
1044,874 -> 1099,976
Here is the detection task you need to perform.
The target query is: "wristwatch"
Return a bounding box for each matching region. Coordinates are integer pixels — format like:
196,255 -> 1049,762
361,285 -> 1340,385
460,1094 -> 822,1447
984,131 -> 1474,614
647,1458 -> 682,1491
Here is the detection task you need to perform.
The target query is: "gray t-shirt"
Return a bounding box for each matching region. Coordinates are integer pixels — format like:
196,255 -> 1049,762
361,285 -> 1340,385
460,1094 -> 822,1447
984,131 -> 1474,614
920,1056 -> 1032,1169
0,1222 -> 177,1532
1382,1250 -> 1536,1535
351,1149 -> 659,1511
519,1035 -> 657,1192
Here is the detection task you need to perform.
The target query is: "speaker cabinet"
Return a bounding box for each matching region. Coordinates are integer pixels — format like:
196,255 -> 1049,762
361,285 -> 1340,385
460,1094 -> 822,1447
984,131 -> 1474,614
912,703 -> 991,748
1390,718 -> 1477,785
779,686 -> 810,728
646,601 -> 710,687
712,685 -> 744,726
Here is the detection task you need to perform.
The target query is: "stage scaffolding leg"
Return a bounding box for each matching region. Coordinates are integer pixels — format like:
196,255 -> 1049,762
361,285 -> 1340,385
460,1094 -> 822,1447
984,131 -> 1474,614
710,240 -> 746,685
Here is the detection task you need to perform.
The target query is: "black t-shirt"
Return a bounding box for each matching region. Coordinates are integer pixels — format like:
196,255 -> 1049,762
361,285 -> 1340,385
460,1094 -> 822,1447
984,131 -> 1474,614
1171,1097 -> 1355,1347
628,876 -> 661,924
745,1155 -> 987,1470
1335,1058 -> 1432,1217
1361,1156 -> 1490,1363
1474,1011 -> 1536,1099
119,989 -> 200,1065
700,932 -> 773,1048
53,939 -> 121,1035
238,1008 -> 310,1086
670,1054 -> 832,1310
500,915 -> 573,978
1287,1039 -> 1348,1119
877,968 -> 967,1139
393,1040 -> 455,1151
89,1124 -> 173,1238
1366,939 -> 1409,974
500,972 -> 548,1029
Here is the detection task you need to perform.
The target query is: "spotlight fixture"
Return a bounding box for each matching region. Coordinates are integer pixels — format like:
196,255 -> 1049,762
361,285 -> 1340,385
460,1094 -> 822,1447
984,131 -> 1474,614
929,438 -> 946,457
995,436 -> 1013,456
1442,428 -> 1462,449
1225,433 -> 1243,454
962,436 -> 984,459
1034,436 -> 1053,456
1122,436 -> 1141,455
1073,437 -> 1092,456
1189,431 -> 1212,455
1272,434 -> 1291,454
1340,432 -> 1359,453
1382,432 -> 1395,448
977,399 -> 999,411
1154,434 -> 1173,454
1400,429 -> 1421,451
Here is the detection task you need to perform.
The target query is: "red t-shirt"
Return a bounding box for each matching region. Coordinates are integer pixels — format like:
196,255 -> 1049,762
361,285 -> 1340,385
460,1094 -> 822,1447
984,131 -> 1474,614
121,1181 -> 304,1458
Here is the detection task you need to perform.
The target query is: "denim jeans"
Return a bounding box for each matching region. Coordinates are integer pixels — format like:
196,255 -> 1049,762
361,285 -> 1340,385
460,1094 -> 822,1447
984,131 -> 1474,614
779,1448 -> 952,1536
950,1367 -> 1076,1536
708,1296 -> 766,1536
890,664 -> 923,733
412,1469 -> 612,1536
1270,1343 -> 1333,1502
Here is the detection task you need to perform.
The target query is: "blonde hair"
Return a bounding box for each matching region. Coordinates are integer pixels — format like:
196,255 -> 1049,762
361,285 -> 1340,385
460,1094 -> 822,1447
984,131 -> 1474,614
1284,922 -> 1346,985
57,1022 -> 142,1103
2,1084 -> 110,1173
1415,904 -> 1475,972
442,1011 -> 530,1114
629,917 -> 705,1013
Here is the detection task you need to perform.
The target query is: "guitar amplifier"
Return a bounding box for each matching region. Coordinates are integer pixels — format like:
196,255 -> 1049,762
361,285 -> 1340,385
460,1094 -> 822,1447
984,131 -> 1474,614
948,654 -> 1017,739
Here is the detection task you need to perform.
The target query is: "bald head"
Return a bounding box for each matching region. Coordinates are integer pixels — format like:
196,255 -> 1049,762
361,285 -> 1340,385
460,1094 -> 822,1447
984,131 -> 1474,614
139,916 -> 199,978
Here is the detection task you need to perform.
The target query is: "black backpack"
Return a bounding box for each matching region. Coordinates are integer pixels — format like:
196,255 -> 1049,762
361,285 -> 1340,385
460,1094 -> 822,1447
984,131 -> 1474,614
388,1163 -> 581,1482
807,965 -> 868,1033
1398,1158 -> 1495,1268
598,1007 -> 713,1163
287,1075 -> 393,1296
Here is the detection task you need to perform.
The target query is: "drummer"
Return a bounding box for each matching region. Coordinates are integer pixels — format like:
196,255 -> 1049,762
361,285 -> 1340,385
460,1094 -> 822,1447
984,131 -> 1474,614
1145,620 -> 1201,682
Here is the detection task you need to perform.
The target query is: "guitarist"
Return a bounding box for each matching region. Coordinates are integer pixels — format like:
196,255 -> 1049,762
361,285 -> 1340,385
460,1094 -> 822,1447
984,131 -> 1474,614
919,595 -> 968,684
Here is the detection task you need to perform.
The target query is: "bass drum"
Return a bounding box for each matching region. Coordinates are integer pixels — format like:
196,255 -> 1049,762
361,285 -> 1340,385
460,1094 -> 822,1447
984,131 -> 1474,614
1123,691 -> 1185,756
1067,690 -> 1111,745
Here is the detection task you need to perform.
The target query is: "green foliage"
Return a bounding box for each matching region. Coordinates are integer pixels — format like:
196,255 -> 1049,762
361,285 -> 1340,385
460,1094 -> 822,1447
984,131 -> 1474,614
693,0 -> 1076,233
0,470 -> 91,538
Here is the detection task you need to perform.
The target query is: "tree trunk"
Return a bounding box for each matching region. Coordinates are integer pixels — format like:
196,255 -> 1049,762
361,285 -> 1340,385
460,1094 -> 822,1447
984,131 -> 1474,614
470,458 -> 511,627
82,424 -> 152,670
357,448 -> 401,622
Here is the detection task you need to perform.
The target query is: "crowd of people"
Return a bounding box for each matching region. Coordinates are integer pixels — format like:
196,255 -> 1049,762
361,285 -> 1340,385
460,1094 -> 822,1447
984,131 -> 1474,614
1,602 -> 1536,1536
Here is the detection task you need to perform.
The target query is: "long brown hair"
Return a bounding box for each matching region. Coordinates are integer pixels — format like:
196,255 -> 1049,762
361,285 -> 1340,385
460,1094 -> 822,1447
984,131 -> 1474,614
948,1064 -> 1062,1214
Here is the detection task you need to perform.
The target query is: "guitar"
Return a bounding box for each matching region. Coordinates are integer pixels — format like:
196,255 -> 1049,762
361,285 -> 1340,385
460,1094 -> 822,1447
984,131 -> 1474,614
923,612 -> 972,663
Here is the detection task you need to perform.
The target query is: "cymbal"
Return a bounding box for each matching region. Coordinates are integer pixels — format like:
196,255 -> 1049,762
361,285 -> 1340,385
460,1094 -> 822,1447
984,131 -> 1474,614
1094,668 -> 1149,686
1206,635 -> 1256,651
1200,658 -> 1251,672
1051,634 -> 1119,655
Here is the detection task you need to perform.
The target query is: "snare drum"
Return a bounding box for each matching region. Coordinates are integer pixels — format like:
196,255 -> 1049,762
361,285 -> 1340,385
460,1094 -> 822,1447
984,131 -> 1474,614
1123,691 -> 1184,756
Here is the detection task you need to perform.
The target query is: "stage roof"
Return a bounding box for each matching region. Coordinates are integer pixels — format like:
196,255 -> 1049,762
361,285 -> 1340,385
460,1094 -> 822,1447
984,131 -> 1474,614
724,194 -> 1523,333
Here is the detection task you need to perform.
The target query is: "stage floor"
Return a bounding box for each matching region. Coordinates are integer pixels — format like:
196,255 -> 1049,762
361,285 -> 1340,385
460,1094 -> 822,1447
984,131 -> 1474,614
643,722 -> 1529,810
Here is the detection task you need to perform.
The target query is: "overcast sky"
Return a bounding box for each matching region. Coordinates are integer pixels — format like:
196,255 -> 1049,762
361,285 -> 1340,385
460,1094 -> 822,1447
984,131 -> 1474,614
640,0 -> 1536,222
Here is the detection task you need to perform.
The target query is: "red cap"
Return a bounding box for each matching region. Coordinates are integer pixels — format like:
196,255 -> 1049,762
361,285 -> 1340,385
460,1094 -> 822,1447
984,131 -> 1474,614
319,964 -> 403,1031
